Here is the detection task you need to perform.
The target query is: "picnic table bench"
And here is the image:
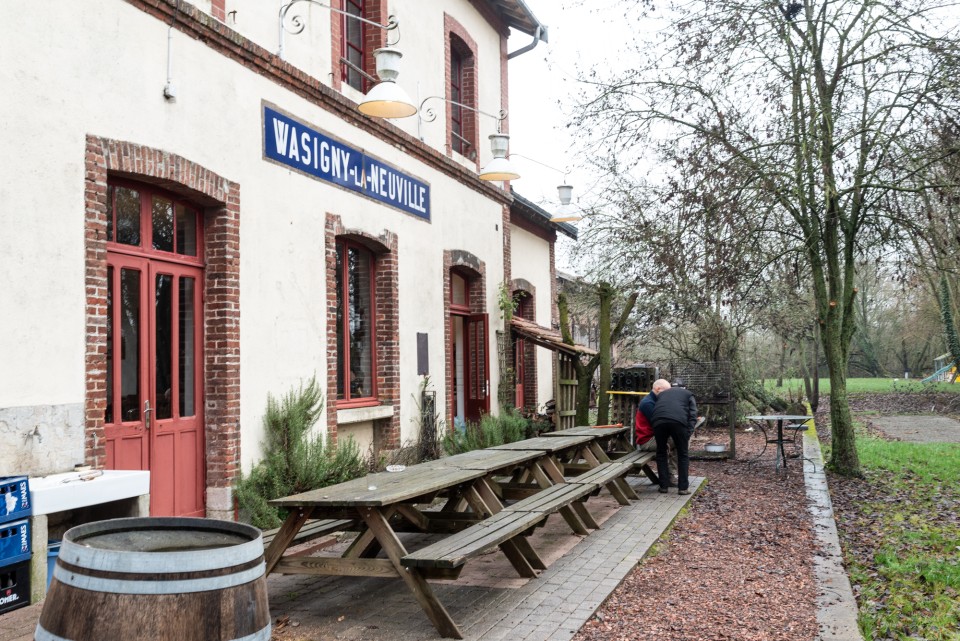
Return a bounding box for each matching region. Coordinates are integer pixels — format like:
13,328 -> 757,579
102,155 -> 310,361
261,518 -> 355,549
402,478 -> 605,579
263,431 -> 652,639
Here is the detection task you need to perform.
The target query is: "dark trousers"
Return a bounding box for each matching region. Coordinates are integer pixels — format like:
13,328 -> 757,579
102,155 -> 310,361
654,419 -> 690,491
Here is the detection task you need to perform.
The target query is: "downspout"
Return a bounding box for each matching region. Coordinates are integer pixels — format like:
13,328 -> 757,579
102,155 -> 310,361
507,25 -> 545,59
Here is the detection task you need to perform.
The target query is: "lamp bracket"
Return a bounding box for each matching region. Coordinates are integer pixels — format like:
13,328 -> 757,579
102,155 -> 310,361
279,1 -> 399,58
418,96 -> 507,129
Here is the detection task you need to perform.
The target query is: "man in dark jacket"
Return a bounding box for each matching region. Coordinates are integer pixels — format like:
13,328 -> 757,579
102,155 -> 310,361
635,379 -> 678,485
650,380 -> 697,495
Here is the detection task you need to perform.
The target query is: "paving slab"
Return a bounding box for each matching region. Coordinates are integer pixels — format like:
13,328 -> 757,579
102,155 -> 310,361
266,477 -> 701,641
0,477 -> 698,641
869,415 -> 960,443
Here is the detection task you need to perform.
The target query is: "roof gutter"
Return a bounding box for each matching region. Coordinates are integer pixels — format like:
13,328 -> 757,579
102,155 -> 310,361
508,24 -> 547,59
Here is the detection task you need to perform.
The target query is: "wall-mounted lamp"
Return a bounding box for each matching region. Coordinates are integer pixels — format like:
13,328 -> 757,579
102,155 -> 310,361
479,134 -> 521,181
417,97 -> 519,181
512,154 -> 582,222
550,184 -> 582,223
358,48 -> 418,118
278,1 -> 416,118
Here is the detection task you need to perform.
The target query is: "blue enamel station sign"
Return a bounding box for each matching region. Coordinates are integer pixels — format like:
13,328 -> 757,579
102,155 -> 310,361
263,105 -> 431,221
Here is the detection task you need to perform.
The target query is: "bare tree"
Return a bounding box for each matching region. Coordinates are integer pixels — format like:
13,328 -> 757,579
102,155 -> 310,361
573,0 -> 960,476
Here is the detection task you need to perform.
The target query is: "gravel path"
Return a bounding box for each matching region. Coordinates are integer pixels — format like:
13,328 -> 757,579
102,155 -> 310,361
866,415 -> 960,443
573,429 -> 819,641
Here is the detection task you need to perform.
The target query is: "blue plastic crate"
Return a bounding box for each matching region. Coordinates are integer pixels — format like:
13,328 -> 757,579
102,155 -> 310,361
0,520 -> 30,566
0,477 -> 31,525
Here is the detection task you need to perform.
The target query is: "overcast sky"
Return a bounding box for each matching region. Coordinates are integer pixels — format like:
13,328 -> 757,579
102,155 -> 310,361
507,1 -> 639,273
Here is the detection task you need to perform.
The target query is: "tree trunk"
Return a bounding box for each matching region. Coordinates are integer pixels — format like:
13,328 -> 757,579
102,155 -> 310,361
776,340 -> 787,387
596,283 -> 613,425
823,328 -> 860,476
575,366 -> 594,427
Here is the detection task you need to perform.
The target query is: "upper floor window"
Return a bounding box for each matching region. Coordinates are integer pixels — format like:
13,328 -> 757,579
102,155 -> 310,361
451,48 -> 466,156
448,32 -> 476,159
342,0 -> 366,91
336,240 -> 377,403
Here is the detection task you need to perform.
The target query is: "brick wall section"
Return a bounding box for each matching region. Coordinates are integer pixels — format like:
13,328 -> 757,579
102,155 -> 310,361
211,0 -> 225,21
124,0 -> 511,209
443,250 -> 486,426
325,214 -> 400,450
330,0 -> 387,92
84,136 -> 241,515
444,14 -> 479,168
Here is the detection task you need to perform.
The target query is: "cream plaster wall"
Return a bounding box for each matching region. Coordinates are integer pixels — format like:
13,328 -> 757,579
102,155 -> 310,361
509,225 -> 555,411
202,0 -> 508,171
0,0 -> 508,472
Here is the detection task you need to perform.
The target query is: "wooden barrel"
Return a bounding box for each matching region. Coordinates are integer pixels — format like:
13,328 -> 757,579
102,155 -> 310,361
35,517 -> 270,641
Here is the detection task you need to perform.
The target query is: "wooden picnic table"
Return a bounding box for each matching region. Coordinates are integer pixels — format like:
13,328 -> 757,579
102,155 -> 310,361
545,425 -> 659,486
262,433 -> 645,639
264,465 -> 492,638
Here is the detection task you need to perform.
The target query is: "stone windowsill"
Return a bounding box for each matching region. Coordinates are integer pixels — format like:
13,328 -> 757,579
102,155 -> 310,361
337,404 -> 395,425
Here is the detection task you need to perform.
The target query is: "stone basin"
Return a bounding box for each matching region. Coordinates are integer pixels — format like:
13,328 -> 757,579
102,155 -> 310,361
29,470 -> 150,515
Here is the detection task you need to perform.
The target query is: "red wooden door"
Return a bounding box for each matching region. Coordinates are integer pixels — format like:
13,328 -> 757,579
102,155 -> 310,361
464,313 -> 489,421
514,335 -> 526,409
105,256 -> 205,516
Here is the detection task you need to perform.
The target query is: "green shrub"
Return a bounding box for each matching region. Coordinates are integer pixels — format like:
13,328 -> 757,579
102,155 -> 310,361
235,376 -> 367,529
441,408 -> 532,455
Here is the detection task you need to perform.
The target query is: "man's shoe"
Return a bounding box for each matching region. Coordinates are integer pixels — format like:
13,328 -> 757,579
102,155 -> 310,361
677,489 -> 691,495
658,486 -> 669,494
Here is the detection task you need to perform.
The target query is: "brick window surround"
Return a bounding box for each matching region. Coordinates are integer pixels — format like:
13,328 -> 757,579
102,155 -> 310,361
511,280 -> 538,413
330,0 -> 388,93
325,214 -> 400,451
84,136 -> 240,518
444,15 -> 479,168
443,250 -> 487,425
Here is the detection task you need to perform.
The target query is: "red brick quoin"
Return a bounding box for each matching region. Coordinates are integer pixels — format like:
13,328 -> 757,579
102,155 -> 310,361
83,136 -> 240,517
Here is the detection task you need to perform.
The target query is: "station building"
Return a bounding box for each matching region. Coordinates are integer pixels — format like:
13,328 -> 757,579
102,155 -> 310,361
0,0 -> 576,519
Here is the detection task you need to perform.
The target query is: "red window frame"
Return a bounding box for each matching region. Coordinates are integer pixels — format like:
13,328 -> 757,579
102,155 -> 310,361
342,0 -> 367,92
336,239 -> 379,407
450,47 -> 467,156
450,270 -> 471,314
106,179 -> 205,266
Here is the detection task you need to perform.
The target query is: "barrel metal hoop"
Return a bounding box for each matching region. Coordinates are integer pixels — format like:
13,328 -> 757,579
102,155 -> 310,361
52,561 -> 266,594
35,623 -> 272,641
59,536 -> 264,574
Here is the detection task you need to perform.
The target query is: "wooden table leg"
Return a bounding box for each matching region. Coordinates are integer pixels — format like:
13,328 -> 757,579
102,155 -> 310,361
344,507 -> 395,559
530,457 -> 590,535
462,485 -> 540,576
359,507 -> 463,640
584,444 -> 638,501
588,441 -> 612,464
264,509 -> 311,575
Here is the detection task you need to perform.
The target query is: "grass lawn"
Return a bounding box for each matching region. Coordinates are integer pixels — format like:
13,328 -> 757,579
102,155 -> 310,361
765,377 -> 960,395
835,437 -> 960,640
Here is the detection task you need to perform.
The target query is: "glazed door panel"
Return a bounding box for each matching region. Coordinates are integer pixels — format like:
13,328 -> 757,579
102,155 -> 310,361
105,254 -> 204,516
105,255 -> 151,471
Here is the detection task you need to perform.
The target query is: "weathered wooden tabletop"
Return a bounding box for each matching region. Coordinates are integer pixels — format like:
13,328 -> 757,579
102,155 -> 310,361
418,448 -> 545,472
545,425 -> 630,438
489,435 -> 594,452
269,465 -> 487,508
